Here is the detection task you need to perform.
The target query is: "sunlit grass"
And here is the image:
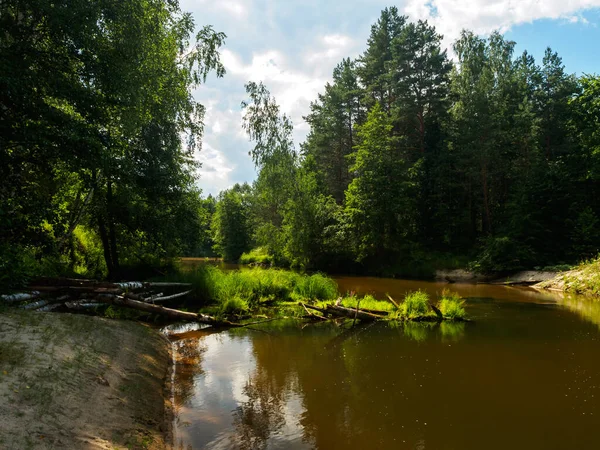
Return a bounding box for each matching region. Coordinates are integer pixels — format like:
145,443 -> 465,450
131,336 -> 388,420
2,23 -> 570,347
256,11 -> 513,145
401,290 -> 430,318
340,294 -> 396,313
161,266 -> 339,316
438,289 -> 466,320
562,256 -> 600,296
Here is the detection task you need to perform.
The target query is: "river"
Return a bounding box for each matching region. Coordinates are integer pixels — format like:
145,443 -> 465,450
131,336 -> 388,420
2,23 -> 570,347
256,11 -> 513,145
166,270 -> 600,450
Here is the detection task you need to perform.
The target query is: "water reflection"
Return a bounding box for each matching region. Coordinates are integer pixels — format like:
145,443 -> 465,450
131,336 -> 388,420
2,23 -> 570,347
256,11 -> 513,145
169,294 -> 600,450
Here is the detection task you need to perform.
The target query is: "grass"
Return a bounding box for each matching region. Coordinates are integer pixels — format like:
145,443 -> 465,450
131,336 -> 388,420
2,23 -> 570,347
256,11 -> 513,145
153,266 -> 468,321
438,289 -> 467,319
340,294 -> 396,313
158,266 -> 340,316
333,289 -> 468,321
239,247 -> 273,265
561,256 -> 600,296
401,290 -> 430,318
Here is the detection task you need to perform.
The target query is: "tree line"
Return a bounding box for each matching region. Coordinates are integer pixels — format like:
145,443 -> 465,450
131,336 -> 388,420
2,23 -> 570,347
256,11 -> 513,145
211,7 -> 600,275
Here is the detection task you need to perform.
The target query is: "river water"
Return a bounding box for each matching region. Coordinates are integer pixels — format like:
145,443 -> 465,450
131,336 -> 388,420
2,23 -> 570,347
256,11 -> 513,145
167,274 -> 600,450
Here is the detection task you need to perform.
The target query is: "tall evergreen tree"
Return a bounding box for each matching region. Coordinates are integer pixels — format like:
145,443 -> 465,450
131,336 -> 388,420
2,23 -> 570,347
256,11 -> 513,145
303,59 -> 364,203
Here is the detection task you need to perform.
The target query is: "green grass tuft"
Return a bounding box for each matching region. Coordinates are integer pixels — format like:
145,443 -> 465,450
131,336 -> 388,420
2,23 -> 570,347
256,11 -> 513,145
401,290 -> 430,318
341,294 -> 396,313
438,289 -> 467,319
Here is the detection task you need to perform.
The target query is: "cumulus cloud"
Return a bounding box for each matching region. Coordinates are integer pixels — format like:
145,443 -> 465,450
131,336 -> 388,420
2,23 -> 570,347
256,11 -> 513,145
196,143 -> 235,195
404,0 -> 600,45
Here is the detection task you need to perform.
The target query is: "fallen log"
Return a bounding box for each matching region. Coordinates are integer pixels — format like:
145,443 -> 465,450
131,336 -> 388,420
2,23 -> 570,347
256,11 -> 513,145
145,282 -> 192,287
385,294 -> 401,310
356,306 -> 390,316
1,291 -> 42,303
96,294 -> 242,327
21,300 -> 50,310
302,303 -> 329,315
325,304 -> 385,322
299,302 -> 328,321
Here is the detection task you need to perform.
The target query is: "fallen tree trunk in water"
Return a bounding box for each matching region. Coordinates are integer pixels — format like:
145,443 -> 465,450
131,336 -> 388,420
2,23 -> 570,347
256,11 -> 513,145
96,294 -> 242,327
325,304 -> 385,321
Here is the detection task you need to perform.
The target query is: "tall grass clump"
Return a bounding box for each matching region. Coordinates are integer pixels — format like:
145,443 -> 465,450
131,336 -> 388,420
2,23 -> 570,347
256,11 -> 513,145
239,247 -> 273,265
154,266 -> 339,315
401,290 -> 430,318
438,289 -> 466,319
204,267 -> 338,311
293,273 -> 338,302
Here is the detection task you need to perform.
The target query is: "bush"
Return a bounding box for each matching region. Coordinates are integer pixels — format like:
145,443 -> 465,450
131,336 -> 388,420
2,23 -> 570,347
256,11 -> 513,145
401,290 -> 430,318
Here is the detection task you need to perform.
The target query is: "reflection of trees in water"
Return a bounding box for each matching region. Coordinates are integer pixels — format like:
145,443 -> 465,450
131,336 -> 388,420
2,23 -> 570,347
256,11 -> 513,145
170,328 -> 223,407
230,367 -> 287,449
172,338 -> 206,406
229,328 -> 308,449
229,323 -> 351,449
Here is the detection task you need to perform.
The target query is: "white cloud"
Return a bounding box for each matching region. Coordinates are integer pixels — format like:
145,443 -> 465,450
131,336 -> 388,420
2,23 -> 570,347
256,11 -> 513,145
180,0 -> 248,18
404,0 -> 600,46
196,143 -> 235,195
220,48 -> 329,130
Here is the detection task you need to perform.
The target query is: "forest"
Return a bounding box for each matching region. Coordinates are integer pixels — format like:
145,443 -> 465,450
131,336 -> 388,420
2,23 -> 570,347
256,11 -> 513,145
2,3 -> 600,289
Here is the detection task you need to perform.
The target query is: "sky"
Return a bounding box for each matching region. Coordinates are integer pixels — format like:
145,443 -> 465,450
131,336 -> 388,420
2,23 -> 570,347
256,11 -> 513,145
178,0 -> 600,197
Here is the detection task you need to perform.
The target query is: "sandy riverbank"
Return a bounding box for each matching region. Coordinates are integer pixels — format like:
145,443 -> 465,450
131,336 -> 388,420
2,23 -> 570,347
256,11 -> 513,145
0,311 -> 171,449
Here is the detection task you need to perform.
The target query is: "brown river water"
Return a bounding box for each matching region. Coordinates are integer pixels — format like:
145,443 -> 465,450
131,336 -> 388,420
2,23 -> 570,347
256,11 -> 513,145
166,268 -> 600,450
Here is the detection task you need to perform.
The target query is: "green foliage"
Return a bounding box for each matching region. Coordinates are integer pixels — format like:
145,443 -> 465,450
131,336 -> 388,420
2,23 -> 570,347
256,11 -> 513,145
471,236 -> 536,273
0,0 -> 226,282
345,103 -> 419,261
401,291 -> 430,318
69,226 -> 107,278
438,290 -> 467,320
211,184 -> 253,262
240,247 -> 274,265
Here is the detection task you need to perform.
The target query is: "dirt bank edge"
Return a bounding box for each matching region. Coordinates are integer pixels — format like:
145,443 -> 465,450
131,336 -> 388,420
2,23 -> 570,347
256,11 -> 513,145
0,311 -> 172,449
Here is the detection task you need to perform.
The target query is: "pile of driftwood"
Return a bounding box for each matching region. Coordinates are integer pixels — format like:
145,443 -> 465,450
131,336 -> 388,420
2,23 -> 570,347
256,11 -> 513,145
0,278 -> 239,327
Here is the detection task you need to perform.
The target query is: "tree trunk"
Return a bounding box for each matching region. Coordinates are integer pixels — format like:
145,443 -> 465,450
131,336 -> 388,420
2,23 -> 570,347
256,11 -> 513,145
98,212 -> 115,278
106,180 -> 120,276
97,294 -> 242,327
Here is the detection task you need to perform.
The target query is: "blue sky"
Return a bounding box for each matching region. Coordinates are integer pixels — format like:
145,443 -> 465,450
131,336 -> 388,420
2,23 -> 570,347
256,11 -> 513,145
179,0 -> 600,197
